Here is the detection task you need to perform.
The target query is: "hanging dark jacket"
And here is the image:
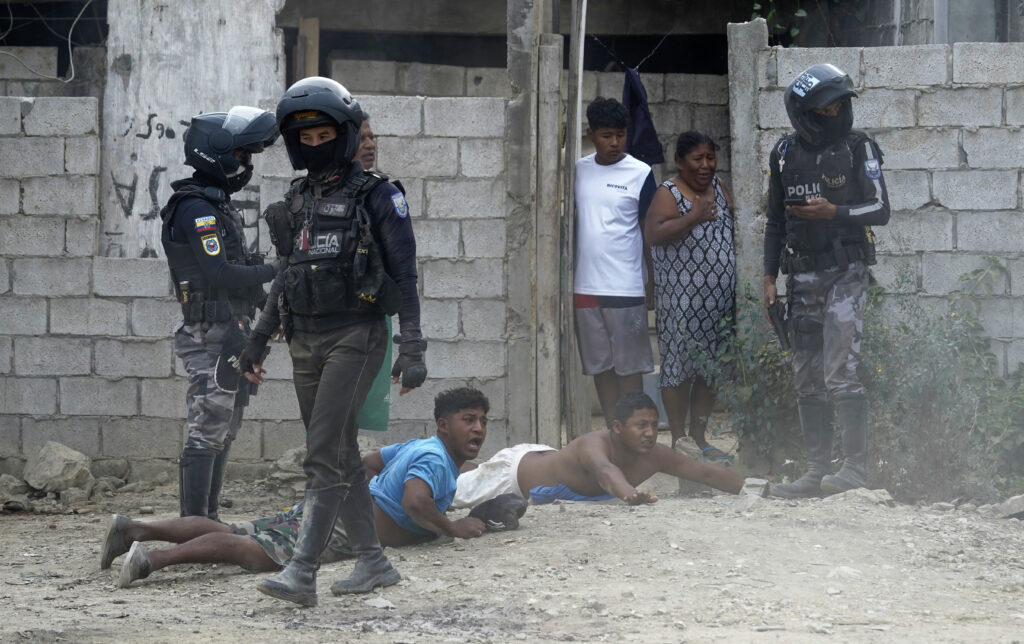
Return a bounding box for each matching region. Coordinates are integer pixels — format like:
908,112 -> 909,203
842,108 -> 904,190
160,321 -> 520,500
622,67 -> 664,165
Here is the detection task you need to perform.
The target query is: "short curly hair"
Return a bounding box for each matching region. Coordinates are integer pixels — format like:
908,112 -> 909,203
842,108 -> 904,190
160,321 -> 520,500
586,97 -> 628,131
434,387 -> 490,422
613,390 -> 658,423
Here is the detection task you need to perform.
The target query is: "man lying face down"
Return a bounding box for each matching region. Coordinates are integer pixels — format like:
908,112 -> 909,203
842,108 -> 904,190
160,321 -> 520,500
105,387 -> 494,589
454,390 -> 761,508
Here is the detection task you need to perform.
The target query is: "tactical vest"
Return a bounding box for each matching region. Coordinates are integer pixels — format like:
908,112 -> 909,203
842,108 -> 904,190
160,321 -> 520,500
272,169 -> 399,333
777,131 -> 877,273
160,180 -> 260,322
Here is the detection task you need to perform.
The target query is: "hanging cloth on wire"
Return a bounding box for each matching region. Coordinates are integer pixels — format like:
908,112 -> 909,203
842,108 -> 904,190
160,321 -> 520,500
622,67 -> 664,165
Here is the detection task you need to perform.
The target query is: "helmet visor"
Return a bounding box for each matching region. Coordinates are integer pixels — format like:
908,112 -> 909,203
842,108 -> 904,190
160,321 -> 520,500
222,106 -> 268,133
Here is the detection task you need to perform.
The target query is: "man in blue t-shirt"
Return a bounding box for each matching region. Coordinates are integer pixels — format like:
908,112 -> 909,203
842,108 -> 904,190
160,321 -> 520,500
106,387 -> 491,589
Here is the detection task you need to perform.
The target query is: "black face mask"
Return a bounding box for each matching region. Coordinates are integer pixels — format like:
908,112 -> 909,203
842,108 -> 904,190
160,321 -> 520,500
300,140 -> 338,176
225,164 -> 253,193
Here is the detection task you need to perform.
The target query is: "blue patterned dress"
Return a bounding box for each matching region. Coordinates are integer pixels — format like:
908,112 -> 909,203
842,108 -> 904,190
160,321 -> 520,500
651,175 -> 736,386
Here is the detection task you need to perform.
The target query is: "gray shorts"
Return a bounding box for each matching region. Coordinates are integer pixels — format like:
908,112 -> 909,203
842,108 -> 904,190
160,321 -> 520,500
574,300 -> 654,376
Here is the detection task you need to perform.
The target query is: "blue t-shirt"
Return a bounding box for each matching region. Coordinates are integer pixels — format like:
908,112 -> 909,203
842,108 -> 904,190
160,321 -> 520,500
369,436 -> 459,535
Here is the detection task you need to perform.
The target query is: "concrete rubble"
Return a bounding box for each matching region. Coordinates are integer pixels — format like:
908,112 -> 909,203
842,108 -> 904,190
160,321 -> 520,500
23,441 -> 94,494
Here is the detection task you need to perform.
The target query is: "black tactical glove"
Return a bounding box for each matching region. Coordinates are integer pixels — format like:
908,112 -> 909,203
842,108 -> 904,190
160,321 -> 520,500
236,331 -> 271,376
468,494 -> 529,531
391,332 -> 427,389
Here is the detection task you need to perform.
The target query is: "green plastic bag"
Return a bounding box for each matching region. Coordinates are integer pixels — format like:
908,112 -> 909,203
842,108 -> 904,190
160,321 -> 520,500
357,316 -> 393,431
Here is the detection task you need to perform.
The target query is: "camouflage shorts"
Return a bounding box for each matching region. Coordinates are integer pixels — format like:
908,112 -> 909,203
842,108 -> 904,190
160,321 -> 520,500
231,503 -> 352,567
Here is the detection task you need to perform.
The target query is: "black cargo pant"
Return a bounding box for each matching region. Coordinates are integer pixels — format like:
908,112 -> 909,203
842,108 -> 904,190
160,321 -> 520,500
288,318 -> 387,490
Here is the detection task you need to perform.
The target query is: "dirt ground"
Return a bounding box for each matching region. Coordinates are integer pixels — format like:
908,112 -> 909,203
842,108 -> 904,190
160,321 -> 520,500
2,433 -> 1024,644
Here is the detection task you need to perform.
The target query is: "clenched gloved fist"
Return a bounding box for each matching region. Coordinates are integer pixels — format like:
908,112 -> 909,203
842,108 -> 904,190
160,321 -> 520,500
236,332 -> 271,376
468,494 -> 529,531
391,332 -> 427,389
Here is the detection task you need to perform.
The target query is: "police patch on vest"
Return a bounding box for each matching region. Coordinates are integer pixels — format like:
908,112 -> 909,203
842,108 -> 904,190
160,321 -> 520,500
318,202 -> 348,217
194,216 -> 217,232
308,232 -> 341,256
821,171 -> 847,189
864,159 -> 881,180
391,193 -> 409,218
201,234 -> 221,256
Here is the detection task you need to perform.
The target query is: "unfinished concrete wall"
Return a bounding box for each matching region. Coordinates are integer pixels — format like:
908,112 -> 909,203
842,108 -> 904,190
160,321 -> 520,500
730,19 -> 1024,376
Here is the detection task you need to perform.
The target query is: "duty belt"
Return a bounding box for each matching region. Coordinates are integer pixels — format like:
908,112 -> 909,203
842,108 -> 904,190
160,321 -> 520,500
782,241 -> 870,274
180,295 -> 235,324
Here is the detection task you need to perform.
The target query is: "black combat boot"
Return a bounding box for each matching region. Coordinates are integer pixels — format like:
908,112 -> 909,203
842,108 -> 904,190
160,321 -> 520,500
771,400 -> 833,499
330,480 -> 401,594
256,484 -> 345,607
179,447 -> 217,517
207,442 -> 232,522
820,396 -> 868,495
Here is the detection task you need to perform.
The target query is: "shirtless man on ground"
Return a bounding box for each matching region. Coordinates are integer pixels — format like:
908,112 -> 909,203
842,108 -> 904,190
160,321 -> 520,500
453,390 -> 752,508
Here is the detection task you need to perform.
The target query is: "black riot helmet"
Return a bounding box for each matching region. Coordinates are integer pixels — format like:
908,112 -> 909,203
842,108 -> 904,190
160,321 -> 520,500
276,76 -> 363,172
784,64 -> 857,147
183,106 -> 279,193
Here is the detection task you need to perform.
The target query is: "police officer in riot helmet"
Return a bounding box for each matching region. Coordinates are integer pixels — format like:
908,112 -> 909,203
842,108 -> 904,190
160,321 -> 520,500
160,106 -> 282,520
238,77 -> 425,607
763,64 -> 890,498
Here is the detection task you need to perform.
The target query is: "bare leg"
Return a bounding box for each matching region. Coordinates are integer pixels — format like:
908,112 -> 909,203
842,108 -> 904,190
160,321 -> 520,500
687,377 -> 717,450
619,373 -> 643,398
661,380 -> 694,447
129,515 -> 233,546
593,370 -> 621,428
147,533 -> 278,573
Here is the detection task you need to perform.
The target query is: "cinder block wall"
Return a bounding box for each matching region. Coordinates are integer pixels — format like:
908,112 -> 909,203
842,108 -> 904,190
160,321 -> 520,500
745,40 -> 1024,375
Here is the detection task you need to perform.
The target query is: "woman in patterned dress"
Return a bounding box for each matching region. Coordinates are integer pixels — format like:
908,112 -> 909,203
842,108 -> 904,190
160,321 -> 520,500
644,131 -> 736,461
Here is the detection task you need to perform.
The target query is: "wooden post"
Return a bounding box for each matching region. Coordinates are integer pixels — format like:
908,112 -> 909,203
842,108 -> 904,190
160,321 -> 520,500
298,17 -> 320,78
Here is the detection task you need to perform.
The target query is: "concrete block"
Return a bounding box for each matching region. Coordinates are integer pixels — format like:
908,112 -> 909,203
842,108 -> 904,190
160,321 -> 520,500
421,298 -> 460,340
0,96 -> 20,134
1016,299 -> 1024,339
459,138 -> 504,178
1007,340 -> 1024,375
461,219 -> 506,258
254,146 -> 298,178
776,47 -> 861,88
461,299 -> 507,340
0,337 -> 9,374
65,218 -> 98,256
862,45 -> 948,87
357,96 -> 424,136
424,98 -> 506,137
12,257 -> 91,296
874,210 -> 953,253
398,62 -> 466,96
0,259 -> 7,294
853,89 -> 916,128
884,170 -> 931,212
228,421 -> 261,460
581,72 -> 598,102
425,178 -> 505,219
932,170 -> 1017,210
918,88 -> 1001,127
422,259 -> 504,298
130,298 -> 181,337
0,216 -> 66,256
871,254 -> 918,293
3,377 -> 57,414
757,50 -> 776,89
22,175 -> 97,215
691,106 -> 730,139
1007,88 -> 1024,126
957,212 -> 1024,252
399,177 -> 424,218
14,337 -> 91,376
59,377 -> 137,416
329,59 -> 398,93
261,420 -> 308,459
977,298 -> 1013,339
638,73 -> 665,103
0,47 -> 57,79
427,340 -> 505,379
953,42 -> 1024,84
411,219 -> 460,258
664,74 -> 729,105
22,417 -> 101,458
0,137 -> 64,178
595,71 -> 624,102
872,129 -> 959,170
93,257 -> 171,297
23,97 -> 98,135
50,298 -> 128,336
0,179 -> 18,214
921,253 -> 1007,296
64,136 -> 99,174
466,67 -> 510,97
388,377 -> 478,421
648,103 -> 693,139
0,297 -> 46,334
245,380 -> 301,420
0,416 -> 18,457
260,342 -> 294,380
95,339 -> 173,378
757,90 -> 789,129
962,128 -> 1024,169
378,137 -> 457,178
102,418 -> 182,459
140,378 -> 184,418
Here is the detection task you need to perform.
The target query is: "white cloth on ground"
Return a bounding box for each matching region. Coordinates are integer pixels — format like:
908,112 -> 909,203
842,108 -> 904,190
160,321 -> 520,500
452,443 -> 556,509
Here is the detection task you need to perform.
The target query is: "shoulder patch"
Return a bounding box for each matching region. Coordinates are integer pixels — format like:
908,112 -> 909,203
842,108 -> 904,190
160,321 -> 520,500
194,215 -> 217,232
391,192 -> 409,218
201,234 -> 221,256
863,159 -> 881,180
